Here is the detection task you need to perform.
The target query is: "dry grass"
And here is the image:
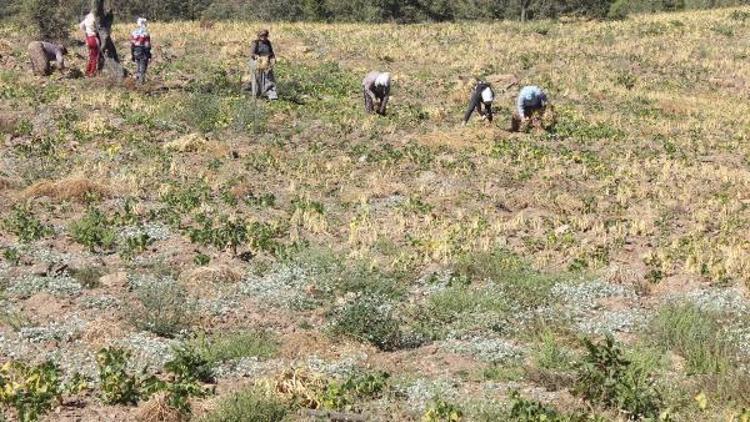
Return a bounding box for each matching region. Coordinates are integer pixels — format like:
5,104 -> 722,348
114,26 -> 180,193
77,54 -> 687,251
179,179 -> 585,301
20,175 -> 109,202
136,393 -> 186,422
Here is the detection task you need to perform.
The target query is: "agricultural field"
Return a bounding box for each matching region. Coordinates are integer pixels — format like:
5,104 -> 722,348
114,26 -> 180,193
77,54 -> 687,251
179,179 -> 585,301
1,6 -> 750,421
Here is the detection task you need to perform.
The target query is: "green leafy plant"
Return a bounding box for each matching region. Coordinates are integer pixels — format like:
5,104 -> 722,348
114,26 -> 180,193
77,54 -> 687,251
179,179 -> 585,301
328,297 -> 406,351
157,345 -> 214,415
96,347 -> 141,405
573,336 -> 662,420
0,361 -> 63,422
320,370 -> 390,410
422,398 -> 463,422
2,205 -> 53,243
69,208 -> 117,252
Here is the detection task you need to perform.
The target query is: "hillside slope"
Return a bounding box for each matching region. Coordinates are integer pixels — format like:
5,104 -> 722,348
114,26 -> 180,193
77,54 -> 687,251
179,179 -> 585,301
0,7 -> 749,421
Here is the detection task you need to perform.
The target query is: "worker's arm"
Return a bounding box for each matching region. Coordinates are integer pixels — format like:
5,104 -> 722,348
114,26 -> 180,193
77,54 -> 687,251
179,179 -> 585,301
249,41 -> 258,60
56,50 -> 65,71
484,102 -> 493,122
516,95 -> 526,120
268,42 -> 276,60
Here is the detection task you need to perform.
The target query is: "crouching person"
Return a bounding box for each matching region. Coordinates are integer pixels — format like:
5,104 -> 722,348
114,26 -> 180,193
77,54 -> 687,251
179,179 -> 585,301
363,71 -> 391,115
463,80 -> 494,125
512,85 -> 552,131
130,17 -> 152,83
28,41 -> 67,76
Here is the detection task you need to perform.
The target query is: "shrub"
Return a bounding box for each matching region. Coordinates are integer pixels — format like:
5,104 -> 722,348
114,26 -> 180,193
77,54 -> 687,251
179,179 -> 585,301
0,361 -> 64,422
158,346 -> 214,415
573,336 -> 662,419
649,303 -> 732,374
328,297 -> 405,351
2,205 -> 53,243
20,0 -> 74,41
130,279 -> 196,337
320,370 -> 390,410
167,345 -> 214,384
69,209 -> 117,252
422,398 -> 463,422
195,331 -> 279,365
96,347 -> 141,405
199,386 -> 288,422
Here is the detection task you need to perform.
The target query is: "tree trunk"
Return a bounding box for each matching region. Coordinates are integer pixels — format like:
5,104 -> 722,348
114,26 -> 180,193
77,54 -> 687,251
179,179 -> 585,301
91,0 -> 125,80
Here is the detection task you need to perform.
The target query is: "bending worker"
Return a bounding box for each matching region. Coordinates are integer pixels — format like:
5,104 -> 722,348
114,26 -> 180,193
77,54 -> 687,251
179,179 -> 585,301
249,29 -> 277,100
130,17 -> 152,83
27,41 -> 67,76
362,71 -> 391,115
512,85 -> 549,131
463,80 -> 494,125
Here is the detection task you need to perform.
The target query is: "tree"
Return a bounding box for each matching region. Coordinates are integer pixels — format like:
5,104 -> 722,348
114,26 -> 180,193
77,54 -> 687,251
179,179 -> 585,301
91,0 -> 125,79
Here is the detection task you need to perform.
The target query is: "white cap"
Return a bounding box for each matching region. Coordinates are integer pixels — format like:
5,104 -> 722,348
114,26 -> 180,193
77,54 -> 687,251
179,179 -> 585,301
137,17 -> 147,27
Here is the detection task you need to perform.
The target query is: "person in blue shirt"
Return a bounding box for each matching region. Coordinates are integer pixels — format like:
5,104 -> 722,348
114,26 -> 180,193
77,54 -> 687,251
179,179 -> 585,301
512,85 -> 550,131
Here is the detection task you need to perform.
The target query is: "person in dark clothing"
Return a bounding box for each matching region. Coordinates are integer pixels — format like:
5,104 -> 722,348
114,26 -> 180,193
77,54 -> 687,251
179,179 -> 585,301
249,29 -> 277,99
362,71 -> 391,115
463,81 -> 494,125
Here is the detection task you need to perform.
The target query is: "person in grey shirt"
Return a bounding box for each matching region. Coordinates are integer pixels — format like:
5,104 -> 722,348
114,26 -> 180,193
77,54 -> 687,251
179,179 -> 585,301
363,71 -> 391,115
27,41 -> 67,76
512,85 -> 550,131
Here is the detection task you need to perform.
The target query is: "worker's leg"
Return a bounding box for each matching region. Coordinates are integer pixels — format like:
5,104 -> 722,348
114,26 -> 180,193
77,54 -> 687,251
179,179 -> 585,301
85,36 -> 99,76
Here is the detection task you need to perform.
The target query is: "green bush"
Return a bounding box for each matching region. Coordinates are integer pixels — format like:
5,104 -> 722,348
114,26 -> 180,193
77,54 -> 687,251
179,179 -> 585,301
649,303 -> 732,374
573,336 -> 662,419
20,0 -> 74,41
69,209 -> 117,252
96,347 -> 141,405
328,297 -> 405,351
0,361 -> 64,422
319,370 -> 390,410
2,205 -> 53,243
130,280 -> 196,338
423,398 -> 463,422
199,386 -> 288,422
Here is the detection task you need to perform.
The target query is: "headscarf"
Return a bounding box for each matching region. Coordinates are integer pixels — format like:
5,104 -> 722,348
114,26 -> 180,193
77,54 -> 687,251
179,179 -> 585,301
137,17 -> 148,27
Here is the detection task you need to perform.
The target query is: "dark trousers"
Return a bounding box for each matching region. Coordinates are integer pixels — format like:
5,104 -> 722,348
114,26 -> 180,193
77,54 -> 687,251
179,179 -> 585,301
464,94 -> 493,123
363,86 -> 389,115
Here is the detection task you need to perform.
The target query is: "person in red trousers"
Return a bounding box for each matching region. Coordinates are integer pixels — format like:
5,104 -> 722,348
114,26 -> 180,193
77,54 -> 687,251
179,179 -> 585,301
79,12 -> 99,77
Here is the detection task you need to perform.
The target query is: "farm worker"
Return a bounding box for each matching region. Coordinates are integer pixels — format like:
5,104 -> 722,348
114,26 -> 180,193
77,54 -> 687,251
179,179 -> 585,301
362,71 -> 391,115
79,11 -> 99,77
462,80 -> 494,125
130,17 -> 152,83
249,29 -> 277,100
27,41 -> 67,76
512,85 -> 549,131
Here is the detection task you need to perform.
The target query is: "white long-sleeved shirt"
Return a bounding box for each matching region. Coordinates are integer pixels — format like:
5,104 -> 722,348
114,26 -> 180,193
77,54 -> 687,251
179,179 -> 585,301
80,13 -> 97,36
